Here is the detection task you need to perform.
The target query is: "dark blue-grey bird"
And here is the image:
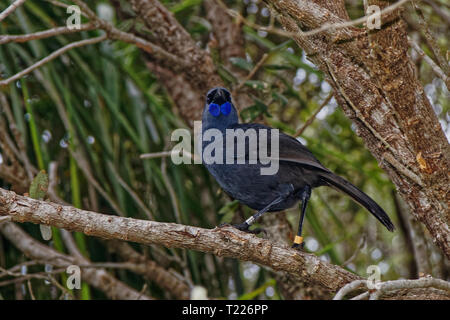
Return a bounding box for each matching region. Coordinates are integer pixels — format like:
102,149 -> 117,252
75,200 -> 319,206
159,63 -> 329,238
201,87 -> 394,249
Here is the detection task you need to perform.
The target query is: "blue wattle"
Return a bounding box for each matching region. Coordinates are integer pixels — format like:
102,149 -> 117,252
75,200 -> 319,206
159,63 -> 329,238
209,103 -> 220,117
220,102 -> 231,115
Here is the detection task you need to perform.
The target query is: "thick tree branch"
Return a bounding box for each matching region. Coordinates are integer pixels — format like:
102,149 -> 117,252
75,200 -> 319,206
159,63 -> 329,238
0,187 -> 360,292
333,277 -> 450,300
0,222 -> 152,299
2,188 -> 447,299
129,0 -> 222,92
106,240 -> 191,299
269,0 -> 450,258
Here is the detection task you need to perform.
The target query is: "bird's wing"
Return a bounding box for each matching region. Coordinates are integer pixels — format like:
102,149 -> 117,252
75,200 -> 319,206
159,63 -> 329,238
227,123 -> 330,172
276,133 -> 330,172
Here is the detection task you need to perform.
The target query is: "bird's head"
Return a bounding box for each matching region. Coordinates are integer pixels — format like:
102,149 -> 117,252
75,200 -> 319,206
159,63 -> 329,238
202,87 -> 238,131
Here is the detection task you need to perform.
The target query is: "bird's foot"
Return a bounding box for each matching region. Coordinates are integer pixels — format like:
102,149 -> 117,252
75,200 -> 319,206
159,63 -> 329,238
291,242 -> 305,251
234,222 -> 264,235
218,222 -> 231,228
218,222 -> 265,235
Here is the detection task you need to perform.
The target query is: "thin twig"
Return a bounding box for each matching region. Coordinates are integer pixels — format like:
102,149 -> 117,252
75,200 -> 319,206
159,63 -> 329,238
0,92 -> 36,179
140,150 -> 200,162
409,37 -> 450,90
423,0 -> 450,26
107,162 -> 155,220
0,0 -> 191,87
341,235 -> 366,267
382,152 -> 424,187
71,0 -> 188,69
0,264 -> 74,299
235,53 -> 269,92
324,59 -> 398,157
0,261 -> 39,279
47,162 -> 70,206
161,153 -> 182,224
140,151 -> 172,159
26,280 -> 36,300
0,23 -> 96,45
221,0 -> 411,39
0,0 -> 26,22
295,92 -> 333,137
412,0 -> 450,75
43,0 -> 88,17
137,283 -> 148,300
350,291 -> 370,300
333,280 -> 368,300
300,0 -> 411,37
0,34 -> 107,87
370,277 -> 450,300
334,277 -> 450,300
69,149 -> 126,216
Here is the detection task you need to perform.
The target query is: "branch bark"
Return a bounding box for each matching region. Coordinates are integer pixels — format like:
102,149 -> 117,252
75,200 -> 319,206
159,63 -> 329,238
0,187 -> 360,292
0,0 -> 26,22
0,222 -> 152,300
267,0 -> 450,258
333,277 -> 450,300
106,240 -> 191,299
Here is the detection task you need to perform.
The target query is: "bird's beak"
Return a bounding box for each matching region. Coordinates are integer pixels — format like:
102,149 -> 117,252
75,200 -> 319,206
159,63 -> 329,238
215,88 -> 225,99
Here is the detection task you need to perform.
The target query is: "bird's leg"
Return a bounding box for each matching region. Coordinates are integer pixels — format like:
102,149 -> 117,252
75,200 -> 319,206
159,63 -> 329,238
292,185 -> 311,250
233,184 -> 294,234
232,202 -> 273,234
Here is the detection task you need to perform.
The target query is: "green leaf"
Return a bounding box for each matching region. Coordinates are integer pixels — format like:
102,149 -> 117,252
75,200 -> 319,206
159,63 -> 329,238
229,57 -> 254,71
263,64 -> 293,70
117,19 -> 135,32
218,65 -> 238,84
271,92 -> 288,107
238,279 -> 276,300
29,170 -> 49,200
240,99 -> 272,122
243,26 -> 276,49
218,200 -> 239,224
170,0 -> 202,14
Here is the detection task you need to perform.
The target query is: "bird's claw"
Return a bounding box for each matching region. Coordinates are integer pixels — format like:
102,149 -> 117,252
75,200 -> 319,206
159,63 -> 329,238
291,242 -> 305,251
218,222 -> 265,235
218,222 -> 231,228
233,222 -> 251,231
233,222 -> 265,235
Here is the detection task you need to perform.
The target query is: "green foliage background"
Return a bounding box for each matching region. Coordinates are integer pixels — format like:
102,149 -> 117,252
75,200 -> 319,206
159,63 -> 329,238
0,0 -> 448,299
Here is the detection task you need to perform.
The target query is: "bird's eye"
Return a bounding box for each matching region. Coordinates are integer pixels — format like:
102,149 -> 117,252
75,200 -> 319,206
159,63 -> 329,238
209,103 -> 220,117
220,102 -> 231,115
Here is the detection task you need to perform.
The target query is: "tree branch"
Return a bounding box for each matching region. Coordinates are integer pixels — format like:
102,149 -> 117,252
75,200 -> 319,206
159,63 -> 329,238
0,0 -> 26,22
0,187 -> 360,292
0,34 -> 107,87
334,277 -> 450,300
0,222 -> 152,299
0,23 -> 96,44
408,37 -> 450,90
270,0 -> 450,259
106,240 -> 191,299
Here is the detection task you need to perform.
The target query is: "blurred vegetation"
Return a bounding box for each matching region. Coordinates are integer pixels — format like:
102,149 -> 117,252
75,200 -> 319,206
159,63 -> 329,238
0,0 -> 448,299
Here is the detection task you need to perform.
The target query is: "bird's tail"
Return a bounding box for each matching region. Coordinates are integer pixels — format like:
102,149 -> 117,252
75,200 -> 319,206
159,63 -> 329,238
319,172 -> 395,232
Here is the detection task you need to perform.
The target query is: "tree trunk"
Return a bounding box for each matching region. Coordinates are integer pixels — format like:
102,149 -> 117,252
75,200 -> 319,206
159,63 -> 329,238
267,0 -> 450,258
